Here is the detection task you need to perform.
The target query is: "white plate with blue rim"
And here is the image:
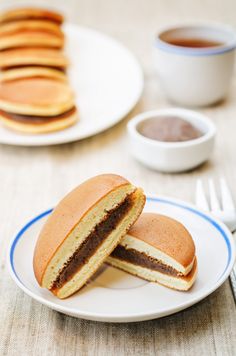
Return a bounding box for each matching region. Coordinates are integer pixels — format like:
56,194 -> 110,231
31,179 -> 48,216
8,195 -> 235,322
0,23 -> 143,146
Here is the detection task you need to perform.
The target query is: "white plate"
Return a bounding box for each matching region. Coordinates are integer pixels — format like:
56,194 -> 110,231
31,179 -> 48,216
0,24 -> 143,146
8,195 -> 235,322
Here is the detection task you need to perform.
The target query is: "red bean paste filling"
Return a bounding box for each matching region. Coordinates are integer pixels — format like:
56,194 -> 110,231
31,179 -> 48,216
111,245 -> 181,276
0,29 -> 63,38
51,194 -> 134,290
0,106 -> 76,124
1,65 -> 66,72
1,16 -> 62,25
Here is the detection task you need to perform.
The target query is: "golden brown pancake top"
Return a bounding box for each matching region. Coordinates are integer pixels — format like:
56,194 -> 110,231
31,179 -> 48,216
0,47 -> 68,68
0,78 -> 73,106
0,20 -> 64,37
128,213 -> 196,267
0,30 -> 64,50
0,8 -> 63,24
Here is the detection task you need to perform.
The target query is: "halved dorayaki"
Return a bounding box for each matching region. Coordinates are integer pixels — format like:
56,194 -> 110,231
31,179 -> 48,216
107,213 -> 197,291
33,174 -> 146,298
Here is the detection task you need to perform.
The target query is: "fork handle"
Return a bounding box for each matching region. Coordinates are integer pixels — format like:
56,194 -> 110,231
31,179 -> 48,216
229,232 -> 236,304
229,267 -> 236,304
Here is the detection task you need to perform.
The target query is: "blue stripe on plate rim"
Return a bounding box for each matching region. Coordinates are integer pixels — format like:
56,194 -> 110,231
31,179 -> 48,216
9,196 -> 234,288
155,38 -> 236,56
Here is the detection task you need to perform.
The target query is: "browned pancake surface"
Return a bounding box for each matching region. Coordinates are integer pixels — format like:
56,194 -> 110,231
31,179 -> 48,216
0,20 -> 64,37
128,213 -> 195,268
0,77 -> 72,106
0,8 -> 63,24
0,47 -> 68,69
0,30 -> 64,50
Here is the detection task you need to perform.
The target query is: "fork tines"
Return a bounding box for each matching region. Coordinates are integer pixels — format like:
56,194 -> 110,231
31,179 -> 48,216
195,177 -> 235,213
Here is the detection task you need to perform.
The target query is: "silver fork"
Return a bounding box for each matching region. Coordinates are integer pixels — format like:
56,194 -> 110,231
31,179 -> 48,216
195,177 -> 236,302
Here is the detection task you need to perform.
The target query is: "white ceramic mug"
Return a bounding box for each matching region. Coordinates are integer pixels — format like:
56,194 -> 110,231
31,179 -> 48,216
154,23 -> 236,107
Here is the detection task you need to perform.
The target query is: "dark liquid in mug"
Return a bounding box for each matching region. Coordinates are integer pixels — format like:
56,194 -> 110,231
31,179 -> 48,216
167,38 -> 223,48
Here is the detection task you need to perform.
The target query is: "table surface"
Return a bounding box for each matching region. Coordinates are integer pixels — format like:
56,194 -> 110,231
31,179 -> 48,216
1,0 -> 236,355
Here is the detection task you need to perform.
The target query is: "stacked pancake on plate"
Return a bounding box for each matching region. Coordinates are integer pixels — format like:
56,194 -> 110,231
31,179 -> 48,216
0,7 -> 78,133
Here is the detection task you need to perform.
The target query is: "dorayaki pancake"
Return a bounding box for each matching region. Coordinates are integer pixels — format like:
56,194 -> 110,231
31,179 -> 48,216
0,30 -> 64,50
33,174 -> 145,299
0,48 -> 68,69
107,213 -> 197,291
0,106 -> 78,134
0,78 -> 75,116
0,20 -> 64,37
0,8 -> 63,25
0,66 -> 67,82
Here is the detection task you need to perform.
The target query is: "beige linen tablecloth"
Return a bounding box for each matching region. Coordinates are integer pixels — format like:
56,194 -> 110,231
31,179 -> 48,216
0,0 -> 236,355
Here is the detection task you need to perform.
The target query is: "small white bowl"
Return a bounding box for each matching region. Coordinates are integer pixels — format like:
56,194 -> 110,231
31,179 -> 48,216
154,23 -> 236,107
127,108 -> 216,173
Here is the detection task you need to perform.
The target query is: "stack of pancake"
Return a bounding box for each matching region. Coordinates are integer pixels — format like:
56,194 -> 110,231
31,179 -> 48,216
0,7 -> 78,134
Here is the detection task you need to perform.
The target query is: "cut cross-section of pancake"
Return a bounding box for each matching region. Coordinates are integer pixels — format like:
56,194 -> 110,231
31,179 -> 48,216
0,66 -> 67,82
0,29 -> 64,50
33,174 -> 146,299
0,7 -> 63,25
0,77 -> 74,116
107,213 -> 197,291
0,20 -> 64,37
0,48 -> 68,70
